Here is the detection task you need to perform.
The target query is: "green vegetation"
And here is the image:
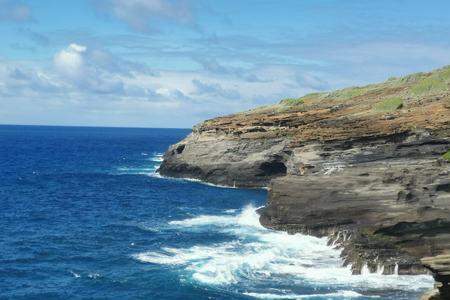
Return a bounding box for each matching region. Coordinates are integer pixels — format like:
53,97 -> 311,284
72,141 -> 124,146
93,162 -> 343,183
410,66 -> 450,95
300,92 -> 322,102
330,85 -> 375,100
279,97 -> 305,106
442,150 -> 450,162
374,97 -> 403,112
268,65 -> 450,114
279,92 -> 325,107
400,72 -> 426,84
411,76 -> 448,95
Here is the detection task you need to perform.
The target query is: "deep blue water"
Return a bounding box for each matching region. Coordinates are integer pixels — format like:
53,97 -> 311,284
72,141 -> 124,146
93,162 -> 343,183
0,126 -> 433,300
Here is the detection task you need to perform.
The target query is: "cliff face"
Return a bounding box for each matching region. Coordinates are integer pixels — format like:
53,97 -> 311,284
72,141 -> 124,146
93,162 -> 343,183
159,66 -> 450,299
159,130 -> 289,187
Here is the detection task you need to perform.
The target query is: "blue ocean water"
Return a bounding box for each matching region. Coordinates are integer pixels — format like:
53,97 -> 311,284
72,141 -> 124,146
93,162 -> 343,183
0,125 -> 433,300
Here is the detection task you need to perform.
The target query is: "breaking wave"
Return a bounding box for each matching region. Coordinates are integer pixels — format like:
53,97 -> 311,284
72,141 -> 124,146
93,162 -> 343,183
114,152 -> 163,176
134,205 -> 434,298
149,153 -> 164,162
243,290 -> 365,299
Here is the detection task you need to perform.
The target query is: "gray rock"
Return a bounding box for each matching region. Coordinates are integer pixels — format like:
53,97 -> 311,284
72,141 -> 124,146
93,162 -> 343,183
159,130 -> 290,187
161,126 -> 450,298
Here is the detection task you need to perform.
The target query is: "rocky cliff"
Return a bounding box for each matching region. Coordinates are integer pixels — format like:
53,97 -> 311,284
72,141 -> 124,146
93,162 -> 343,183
159,66 -> 450,299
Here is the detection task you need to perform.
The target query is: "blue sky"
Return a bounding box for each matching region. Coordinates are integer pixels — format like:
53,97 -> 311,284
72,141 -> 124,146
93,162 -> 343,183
1,0 -> 450,127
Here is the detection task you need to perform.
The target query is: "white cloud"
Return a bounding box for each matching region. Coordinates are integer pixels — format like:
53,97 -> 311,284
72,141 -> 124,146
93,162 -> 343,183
5,38 -> 450,127
54,43 -> 87,77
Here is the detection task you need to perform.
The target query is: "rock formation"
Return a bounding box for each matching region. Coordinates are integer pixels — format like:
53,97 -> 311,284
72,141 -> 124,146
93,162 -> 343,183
160,66 -> 450,299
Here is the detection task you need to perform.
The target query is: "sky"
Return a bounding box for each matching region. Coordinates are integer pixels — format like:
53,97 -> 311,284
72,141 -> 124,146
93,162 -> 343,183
1,0 -> 450,128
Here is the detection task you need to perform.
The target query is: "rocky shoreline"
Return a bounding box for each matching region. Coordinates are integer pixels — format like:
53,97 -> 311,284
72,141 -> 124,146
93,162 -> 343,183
159,66 -> 450,299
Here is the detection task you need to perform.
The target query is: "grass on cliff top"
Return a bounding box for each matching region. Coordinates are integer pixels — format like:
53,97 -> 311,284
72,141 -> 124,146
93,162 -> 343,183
265,65 -> 450,112
409,66 -> 450,96
327,84 -> 380,101
279,92 -> 323,107
442,150 -> 450,162
279,97 -> 304,106
374,97 -> 403,112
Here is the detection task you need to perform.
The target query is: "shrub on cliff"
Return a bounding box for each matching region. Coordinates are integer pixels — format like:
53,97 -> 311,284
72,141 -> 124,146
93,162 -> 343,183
442,150 -> 450,162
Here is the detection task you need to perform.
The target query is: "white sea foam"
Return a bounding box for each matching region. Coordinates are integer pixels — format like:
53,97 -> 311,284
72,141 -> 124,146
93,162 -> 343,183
149,153 -> 164,162
150,173 -> 247,188
69,270 -> 81,278
115,153 -> 164,176
169,215 -> 236,226
134,205 -> 434,297
87,273 -> 101,279
244,290 -> 366,299
168,205 -> 263,228
173,176 -> 241,189
117,167 -> 158,172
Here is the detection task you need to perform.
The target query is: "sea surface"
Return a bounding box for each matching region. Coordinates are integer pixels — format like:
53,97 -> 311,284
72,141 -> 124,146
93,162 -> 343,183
0,125 -> 434,300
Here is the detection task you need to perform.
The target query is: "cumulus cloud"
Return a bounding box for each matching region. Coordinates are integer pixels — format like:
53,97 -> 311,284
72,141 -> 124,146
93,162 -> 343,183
1,41 -> 334,127
13,38 -> 448,127
52,43 -> 157,95
54,43 -> 87,77
0,0 -> 32,22
93,0 -> 192,32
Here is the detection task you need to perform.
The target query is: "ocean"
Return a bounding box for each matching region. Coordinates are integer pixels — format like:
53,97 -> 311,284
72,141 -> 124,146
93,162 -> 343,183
0,125 -> 433,300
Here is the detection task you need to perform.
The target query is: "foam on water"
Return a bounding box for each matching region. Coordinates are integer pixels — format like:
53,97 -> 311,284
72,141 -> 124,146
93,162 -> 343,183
149,153 -> 164,162
70,270 -> 81,278
244,290 -> 366,299
135,205 -> 434,298
162,176 -> 242,189
115,153 -> 163,176
168,205 -> 263,228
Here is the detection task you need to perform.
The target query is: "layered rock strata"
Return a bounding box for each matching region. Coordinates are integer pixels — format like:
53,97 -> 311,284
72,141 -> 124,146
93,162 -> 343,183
159,66 -> 450,299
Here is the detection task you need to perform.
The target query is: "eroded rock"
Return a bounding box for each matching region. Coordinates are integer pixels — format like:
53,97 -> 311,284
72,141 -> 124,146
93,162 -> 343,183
160,65 -> 450,299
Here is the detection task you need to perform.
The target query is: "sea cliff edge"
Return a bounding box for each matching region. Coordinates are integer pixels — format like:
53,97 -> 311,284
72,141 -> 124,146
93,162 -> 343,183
160,66 -> 450,299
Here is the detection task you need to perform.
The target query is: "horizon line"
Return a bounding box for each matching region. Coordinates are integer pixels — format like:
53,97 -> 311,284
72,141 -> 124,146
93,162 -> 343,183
0,123 -> 191,130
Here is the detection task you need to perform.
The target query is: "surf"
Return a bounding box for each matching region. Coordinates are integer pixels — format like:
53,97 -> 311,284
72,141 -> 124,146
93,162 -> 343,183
134,205 -> 434,298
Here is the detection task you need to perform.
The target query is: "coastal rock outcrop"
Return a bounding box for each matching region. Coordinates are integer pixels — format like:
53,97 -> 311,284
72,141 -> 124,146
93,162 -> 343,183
160,65 -> 450,299
260,133 -> 450,275
159,130 -> 289,187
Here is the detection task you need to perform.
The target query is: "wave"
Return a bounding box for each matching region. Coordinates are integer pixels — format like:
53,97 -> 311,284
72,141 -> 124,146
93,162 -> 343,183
149,153 -> 164,162
114,152 -> 163,176
152,174 -> 243,189
134,205 -> 434,296
69,270 -> 81,278
168,205 -> 263,228
117,166 -> 158,173
243,290 -> 367,299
